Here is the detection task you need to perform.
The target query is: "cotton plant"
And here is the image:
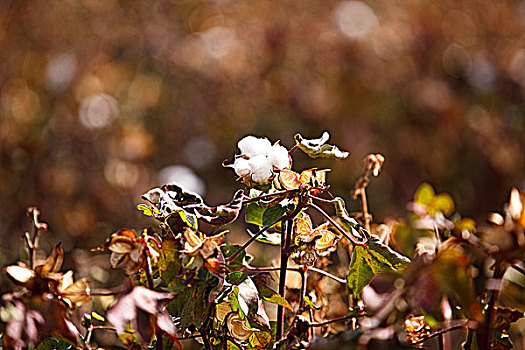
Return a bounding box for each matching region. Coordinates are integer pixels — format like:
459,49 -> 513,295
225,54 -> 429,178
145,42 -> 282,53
4,131 -> 521,350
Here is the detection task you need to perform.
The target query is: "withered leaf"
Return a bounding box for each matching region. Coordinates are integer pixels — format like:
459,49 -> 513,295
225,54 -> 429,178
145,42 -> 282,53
38,243 -> 64,275
294,132 -> 349,160
195,190 -> 244,227
107,286 -> 176,344
4,264 -> 35,285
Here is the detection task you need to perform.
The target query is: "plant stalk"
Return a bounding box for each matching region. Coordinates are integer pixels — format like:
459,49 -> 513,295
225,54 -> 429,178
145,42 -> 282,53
276,219 -> 293,341
480,265 -> 505,350
145,255 -> 164,350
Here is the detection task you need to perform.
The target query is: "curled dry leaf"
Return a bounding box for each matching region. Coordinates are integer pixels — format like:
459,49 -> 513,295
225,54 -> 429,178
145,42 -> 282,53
228,314 -> 257,342
294,214 -> 339,254
107,286 -> 176,345
5,265 -> 35,285
215,301 -> 233,325
275,168 -> 330,191
195,189 -> 244,227
57,271 -> 91,308
94,229 -> 147,275
294,132 -> 349,160
4,245 -> 91,309
182,228 -> 225,259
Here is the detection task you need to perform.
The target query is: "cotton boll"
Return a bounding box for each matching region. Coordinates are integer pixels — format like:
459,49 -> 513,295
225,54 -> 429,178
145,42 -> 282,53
268,144 -> 290,170
238,136 -> 272,157
233,158 -> 252,177
249,155 -> 273,183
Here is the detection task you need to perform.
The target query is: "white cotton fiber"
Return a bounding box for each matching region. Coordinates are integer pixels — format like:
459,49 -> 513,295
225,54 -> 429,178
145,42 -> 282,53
237,136 -> 272,157
248,155 -> 273,183
233,158 -> 252,177
268,143 -> 290,170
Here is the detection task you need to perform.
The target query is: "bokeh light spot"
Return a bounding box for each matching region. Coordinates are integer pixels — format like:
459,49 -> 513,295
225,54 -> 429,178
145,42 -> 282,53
158,165 -> 206,197
79,93 -> 119,129
334,1 -> 379,40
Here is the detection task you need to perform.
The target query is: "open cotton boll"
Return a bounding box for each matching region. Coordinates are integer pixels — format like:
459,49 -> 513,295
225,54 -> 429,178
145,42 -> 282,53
238,136 -> 272,157
268,144 -> 290,169
249,155 -> 273,183
233,158 -> 252,177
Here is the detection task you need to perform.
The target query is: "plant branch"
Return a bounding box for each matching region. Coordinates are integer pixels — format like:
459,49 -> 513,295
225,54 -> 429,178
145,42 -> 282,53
309,314 -> 360,328
358,188 -> 371,232
299,267 -> 307,312
309,202 -> 366,246
350,154 -> 384,233
308,267 -> 347,284
241,189 -> 300,204
411,321 -> 469,345
243,265 -> 346,284
25,207 -> 48,268
310,195 -> 338,203
276,219 -> 293,342
480,265 -> 505,350
145,255 -> 164,350
288,144 -> 300,155
225,220 -> 282,262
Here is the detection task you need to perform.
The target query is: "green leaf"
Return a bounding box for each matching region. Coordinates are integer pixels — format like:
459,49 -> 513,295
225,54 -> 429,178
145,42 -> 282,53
227,340 -> 242,350
167,280 -> 209,330
304,296 -> 321,310
249,330 -> 272,349
247,228 -> 282,245
36,338 -> 75,350
165,208 -> 197,233
252,275 -> 293,312
434,193 -> 455,216
228,278 -> 271,330
294,132 -> 349,160
136,204 -> 160,217
333,197 -> 358,231
91,311 -> 105,322
347,236 -> 410,297
262,205 -> 286,227
221,243 -> 247,268
245,202 -> 268,226
414,183 -> 435,206
226,271 -> 249,285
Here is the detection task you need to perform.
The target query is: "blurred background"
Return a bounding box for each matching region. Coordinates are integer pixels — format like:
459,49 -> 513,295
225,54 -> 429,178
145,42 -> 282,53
0,0 -> 524,290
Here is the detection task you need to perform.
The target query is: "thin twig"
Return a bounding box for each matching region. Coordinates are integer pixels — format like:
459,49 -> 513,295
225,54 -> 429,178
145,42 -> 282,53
309,314 -> 359,328
350,154 -> 384,233
243,265 -> 346,284
308,267 -> 347,284
309,195 -> 338,203
25,207 -> 47,268
241,189 -> 300,204
411,322 -> 469,345
359,188 -> 371,232
309,202 -> 366,246
288,144 -> 300,155
225,220 -> 283,262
